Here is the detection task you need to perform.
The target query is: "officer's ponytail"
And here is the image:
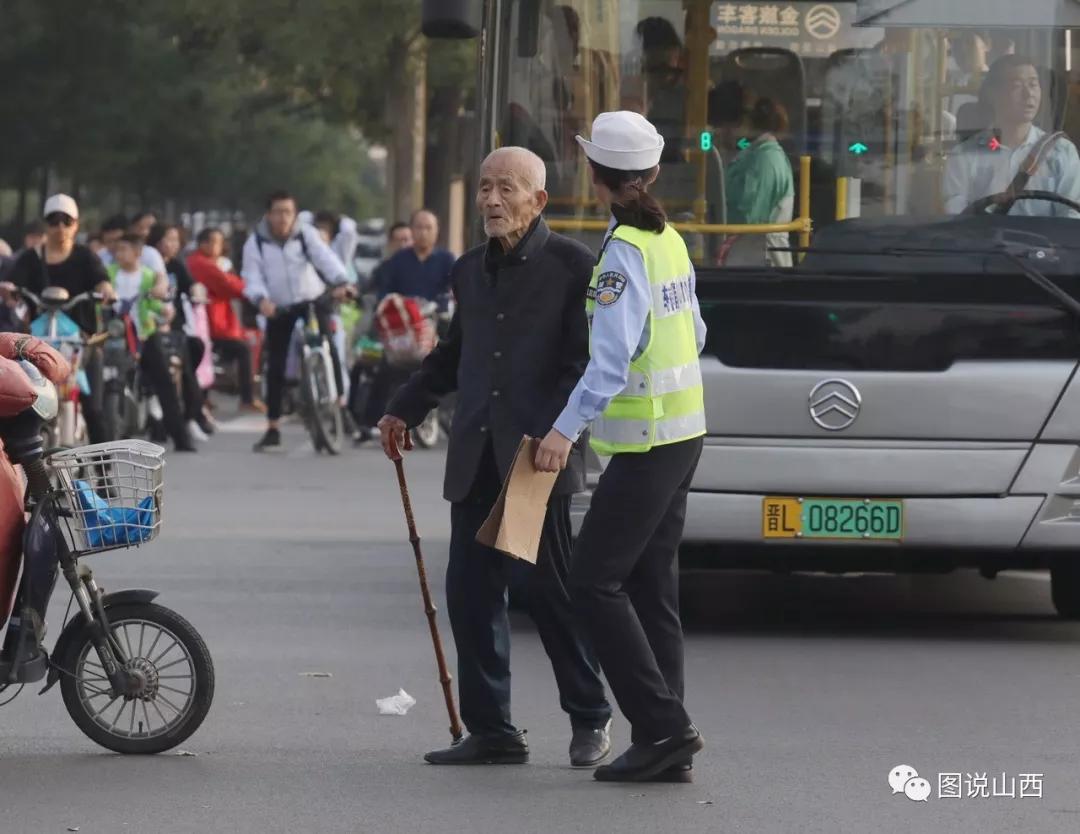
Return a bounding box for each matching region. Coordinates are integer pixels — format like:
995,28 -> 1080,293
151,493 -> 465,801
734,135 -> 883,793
588,161 -> 667,233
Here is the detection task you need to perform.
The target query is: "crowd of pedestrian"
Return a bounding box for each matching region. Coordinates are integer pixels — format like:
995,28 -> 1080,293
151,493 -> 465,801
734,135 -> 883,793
0,192 -> 455,454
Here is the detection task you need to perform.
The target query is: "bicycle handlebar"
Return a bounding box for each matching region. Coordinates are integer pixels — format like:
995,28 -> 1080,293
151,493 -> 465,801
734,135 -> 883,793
267,284 -> 357,319
14,287 -> 103,311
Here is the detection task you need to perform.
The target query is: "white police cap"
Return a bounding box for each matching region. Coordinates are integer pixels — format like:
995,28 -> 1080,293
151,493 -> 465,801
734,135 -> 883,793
576,111 -> 664,171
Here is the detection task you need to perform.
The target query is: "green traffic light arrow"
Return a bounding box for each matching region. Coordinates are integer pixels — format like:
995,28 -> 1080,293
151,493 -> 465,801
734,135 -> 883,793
848,142 -> 869,155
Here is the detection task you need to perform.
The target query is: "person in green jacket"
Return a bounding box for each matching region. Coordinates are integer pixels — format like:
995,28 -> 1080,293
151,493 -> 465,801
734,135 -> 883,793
107,233 -> 168,338
722,97 -> 795,268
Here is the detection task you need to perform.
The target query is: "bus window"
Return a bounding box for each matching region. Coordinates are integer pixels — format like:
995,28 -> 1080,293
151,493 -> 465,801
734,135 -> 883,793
485,1 -> 1080,265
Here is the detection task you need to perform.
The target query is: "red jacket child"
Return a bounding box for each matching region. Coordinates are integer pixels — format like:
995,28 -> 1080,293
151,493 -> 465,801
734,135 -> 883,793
186,249 -> 245,342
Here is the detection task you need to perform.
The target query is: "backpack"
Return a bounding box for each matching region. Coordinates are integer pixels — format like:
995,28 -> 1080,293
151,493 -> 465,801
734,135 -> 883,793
374,293 -> 435,365
254,226 -> 325,281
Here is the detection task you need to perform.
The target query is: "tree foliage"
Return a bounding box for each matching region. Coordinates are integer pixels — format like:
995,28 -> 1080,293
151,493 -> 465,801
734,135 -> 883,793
0,0 -> 474,226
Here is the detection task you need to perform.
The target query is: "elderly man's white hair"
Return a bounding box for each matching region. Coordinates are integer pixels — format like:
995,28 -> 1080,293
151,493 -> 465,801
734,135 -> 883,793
482,146 -> 547,192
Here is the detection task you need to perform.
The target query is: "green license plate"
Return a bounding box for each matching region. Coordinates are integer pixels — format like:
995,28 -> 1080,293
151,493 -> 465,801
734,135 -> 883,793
762,497 -> 904,540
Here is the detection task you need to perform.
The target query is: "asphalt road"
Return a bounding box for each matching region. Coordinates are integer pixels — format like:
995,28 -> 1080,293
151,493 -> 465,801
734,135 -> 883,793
2,413 -> 1080,834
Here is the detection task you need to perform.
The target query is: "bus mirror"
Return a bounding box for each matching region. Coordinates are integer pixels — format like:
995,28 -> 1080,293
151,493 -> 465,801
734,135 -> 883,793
517,0 -> 541,57
421,0 -> 481,39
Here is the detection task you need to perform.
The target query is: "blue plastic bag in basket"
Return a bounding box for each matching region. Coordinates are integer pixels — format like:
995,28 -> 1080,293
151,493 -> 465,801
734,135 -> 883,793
73,479 -> 155,548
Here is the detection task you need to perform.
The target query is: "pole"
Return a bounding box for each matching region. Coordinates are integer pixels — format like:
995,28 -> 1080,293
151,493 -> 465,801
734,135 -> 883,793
389,430 -> 463,743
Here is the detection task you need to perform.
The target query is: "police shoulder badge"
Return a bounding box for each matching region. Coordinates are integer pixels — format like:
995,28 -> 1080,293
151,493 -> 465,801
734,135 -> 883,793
595,272 -> 627,307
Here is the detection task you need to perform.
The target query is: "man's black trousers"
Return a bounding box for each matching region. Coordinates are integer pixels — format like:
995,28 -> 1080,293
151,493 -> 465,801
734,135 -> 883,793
569,436 -> 703,745
141,333 -> 201,445
447,443 -> 611,737
264,302 -> 342,422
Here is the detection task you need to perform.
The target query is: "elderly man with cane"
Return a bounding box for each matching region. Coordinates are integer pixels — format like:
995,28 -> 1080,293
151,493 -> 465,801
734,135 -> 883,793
378,147 -> 613,767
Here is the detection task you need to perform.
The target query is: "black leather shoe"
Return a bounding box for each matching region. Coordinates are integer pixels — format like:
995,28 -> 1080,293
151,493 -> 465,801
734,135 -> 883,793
570,719 -> 612,768
424,731 -> 529,765
648,760 -> 693,783
594,727 -> 703,782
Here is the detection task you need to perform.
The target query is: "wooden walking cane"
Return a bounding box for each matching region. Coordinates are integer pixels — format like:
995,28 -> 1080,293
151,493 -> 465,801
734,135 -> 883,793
388,429 -> 464,743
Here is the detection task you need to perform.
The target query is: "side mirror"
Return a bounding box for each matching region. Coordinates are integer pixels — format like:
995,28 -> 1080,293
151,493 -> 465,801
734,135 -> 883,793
422,0 -> 481,39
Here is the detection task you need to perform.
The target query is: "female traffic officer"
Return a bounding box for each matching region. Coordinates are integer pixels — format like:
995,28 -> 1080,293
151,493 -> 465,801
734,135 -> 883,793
535,111 -> 707,783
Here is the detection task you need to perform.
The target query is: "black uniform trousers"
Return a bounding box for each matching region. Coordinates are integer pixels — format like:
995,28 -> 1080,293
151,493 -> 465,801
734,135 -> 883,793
447,441 -> 611,737
569,436 -> 704,744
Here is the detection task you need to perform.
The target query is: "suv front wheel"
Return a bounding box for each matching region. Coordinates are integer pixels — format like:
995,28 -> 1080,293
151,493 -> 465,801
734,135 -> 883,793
1050,561 -> 1080,619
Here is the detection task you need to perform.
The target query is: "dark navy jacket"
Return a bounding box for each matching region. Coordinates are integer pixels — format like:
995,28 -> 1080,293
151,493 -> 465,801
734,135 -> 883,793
388,217 -> 593,502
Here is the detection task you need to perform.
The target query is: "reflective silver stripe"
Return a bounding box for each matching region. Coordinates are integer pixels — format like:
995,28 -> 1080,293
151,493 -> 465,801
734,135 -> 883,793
593,410 -> 707,447
655,411 -> 707,442
650,274 -> 695,319
623,362 -> 703,396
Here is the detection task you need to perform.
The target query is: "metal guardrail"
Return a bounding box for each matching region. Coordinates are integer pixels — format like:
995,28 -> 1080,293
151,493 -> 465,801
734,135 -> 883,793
545,156 -> 814,254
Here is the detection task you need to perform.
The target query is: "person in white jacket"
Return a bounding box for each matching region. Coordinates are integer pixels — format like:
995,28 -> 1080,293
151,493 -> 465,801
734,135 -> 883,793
243,190 -> 351,453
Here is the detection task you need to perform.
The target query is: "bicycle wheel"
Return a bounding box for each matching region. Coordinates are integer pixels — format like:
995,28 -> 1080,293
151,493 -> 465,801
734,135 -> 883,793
124,387 -> 145,437
59,602 -> 215,755
102,387 -> 125,442
413,410 -> 440,448
301,350 -> 343,454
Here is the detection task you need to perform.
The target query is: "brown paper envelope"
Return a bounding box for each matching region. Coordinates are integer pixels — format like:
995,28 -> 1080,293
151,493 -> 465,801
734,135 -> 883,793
476,436 -> 559,564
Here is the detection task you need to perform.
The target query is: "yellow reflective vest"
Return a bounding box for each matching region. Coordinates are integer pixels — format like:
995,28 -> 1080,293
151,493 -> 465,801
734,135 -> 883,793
585,224 -> 706,455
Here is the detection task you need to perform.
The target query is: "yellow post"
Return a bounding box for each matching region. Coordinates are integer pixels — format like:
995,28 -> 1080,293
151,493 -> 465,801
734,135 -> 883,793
685,0 -> 711,223
836,176 -> 849,221
798,155 -> 812,253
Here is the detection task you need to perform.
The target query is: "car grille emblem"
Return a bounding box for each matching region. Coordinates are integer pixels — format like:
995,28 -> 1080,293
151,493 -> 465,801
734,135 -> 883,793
809,379 -> 862,431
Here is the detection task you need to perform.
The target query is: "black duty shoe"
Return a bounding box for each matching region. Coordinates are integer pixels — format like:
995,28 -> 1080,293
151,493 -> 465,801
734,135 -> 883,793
570,719 -> 612,768
648,759 -> 693,783
253,428 -> 284,453
424,731 -> 529,765
593,726 -> 704,783
196,414 -> 216,436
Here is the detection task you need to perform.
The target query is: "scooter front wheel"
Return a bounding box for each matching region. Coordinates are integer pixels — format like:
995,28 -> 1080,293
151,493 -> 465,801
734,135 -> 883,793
58,602 -> 214,754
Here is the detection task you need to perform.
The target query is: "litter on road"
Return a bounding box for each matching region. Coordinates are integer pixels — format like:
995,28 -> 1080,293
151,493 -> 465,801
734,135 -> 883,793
376,689 -> 416,716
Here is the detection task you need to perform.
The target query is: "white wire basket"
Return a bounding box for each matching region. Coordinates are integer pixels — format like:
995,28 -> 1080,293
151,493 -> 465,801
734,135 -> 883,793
48,439 -> 166,556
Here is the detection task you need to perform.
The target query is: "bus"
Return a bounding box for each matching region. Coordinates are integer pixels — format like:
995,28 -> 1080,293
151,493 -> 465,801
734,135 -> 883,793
425,0 -> 1080,618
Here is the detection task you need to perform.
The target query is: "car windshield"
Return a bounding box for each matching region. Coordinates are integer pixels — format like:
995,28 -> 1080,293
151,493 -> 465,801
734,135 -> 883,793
355,240 -> 383,259
489,0 -> 1080,268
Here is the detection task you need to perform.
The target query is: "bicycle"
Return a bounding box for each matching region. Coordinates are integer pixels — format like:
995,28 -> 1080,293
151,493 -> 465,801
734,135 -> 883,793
276,288 -> 352,455
19,287 -> 107,448
0,364 -> 214,753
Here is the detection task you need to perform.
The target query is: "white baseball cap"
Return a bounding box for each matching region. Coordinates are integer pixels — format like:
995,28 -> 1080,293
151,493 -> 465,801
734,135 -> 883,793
43,193 -> 79,220
576,111 -> 664,171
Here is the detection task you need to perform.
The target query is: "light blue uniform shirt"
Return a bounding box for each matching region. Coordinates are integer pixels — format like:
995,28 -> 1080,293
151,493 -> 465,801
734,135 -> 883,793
554,219 -> 707,442
943,126 -> 1080,218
